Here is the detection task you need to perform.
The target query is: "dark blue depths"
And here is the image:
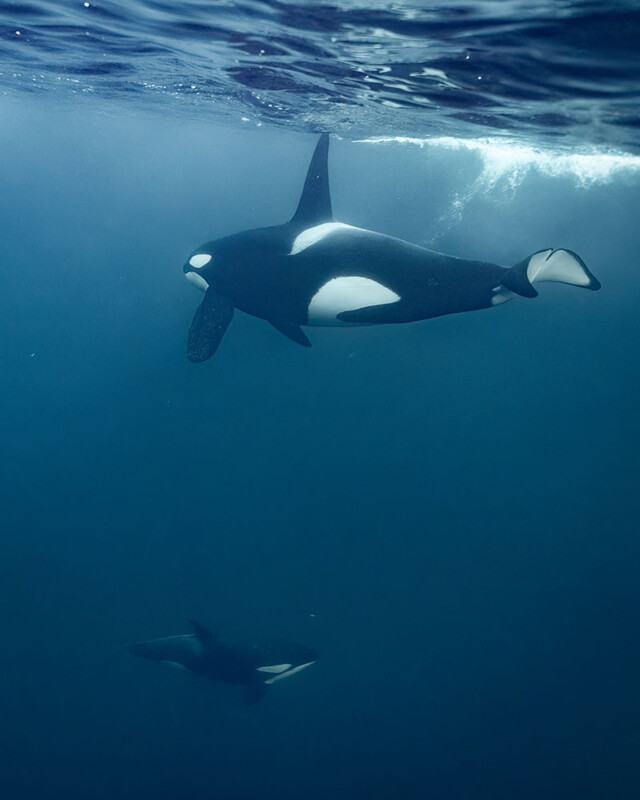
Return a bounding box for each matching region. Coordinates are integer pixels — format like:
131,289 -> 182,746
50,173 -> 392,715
0,102 -> 639,800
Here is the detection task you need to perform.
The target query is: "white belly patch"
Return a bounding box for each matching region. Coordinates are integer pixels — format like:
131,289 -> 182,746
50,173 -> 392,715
307,276 -> 400,326
263,661 -> 315,685
256,663 -> 292,674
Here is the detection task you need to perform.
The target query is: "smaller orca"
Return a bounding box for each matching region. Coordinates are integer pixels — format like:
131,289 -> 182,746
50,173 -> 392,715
129,620 -> 318,704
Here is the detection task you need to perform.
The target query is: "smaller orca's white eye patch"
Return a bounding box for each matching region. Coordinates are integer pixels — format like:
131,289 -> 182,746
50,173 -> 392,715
256,663 -> 292,674
189,253 -> 212,269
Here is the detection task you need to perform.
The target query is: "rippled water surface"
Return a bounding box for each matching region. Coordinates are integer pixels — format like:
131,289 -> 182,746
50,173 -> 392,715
2,0 -> 640,150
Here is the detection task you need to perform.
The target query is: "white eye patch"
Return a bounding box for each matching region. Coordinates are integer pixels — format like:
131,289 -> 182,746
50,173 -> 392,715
189,253 -> 212,269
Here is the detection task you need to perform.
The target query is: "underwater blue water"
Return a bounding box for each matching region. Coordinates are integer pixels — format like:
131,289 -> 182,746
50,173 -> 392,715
1,2 -> 640,799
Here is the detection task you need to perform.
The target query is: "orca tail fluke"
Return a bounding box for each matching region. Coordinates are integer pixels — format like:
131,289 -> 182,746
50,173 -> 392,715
501,249 -> 601,298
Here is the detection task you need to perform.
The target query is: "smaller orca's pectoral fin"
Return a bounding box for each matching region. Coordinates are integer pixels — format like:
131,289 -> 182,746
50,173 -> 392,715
269,321 -> 312,348
245,683 -> 269,705
187,290 -> 234,363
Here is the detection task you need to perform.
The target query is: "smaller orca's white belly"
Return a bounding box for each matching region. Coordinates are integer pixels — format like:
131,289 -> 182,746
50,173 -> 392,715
306,275 -> 400,326
258,661 -> 316,685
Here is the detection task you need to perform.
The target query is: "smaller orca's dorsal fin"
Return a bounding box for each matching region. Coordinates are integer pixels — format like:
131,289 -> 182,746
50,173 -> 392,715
187,619 -> 218,644
290,134 -> 333,227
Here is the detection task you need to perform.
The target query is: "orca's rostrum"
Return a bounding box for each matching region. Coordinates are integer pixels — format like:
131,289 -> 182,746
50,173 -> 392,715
183,135 -> 601,361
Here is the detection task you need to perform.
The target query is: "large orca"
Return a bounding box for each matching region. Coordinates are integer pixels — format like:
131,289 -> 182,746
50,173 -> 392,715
129,620 -> 318,704
183,135 -> 601,361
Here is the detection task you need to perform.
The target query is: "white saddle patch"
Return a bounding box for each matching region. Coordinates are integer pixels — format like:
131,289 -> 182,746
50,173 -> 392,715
189,253 -> 212,269
290,222 -> 354,255
185,272 -> 209,293
307,276 -> 400,326
263,661 -> 315,685
527,249 -> 591,286
256,663 -> 292,674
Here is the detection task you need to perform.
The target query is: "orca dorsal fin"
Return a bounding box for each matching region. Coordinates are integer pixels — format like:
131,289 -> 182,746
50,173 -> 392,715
290,134 -> 333,227
187,619 -> 218,644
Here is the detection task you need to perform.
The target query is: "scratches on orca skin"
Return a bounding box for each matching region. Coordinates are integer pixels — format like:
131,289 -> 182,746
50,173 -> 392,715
289,222 -> 353,255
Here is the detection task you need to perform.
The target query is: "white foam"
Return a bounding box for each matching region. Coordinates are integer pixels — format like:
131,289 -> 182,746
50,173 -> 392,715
357,136 -> 640,186
290,222 -> 353,255
307,276 -> 400,326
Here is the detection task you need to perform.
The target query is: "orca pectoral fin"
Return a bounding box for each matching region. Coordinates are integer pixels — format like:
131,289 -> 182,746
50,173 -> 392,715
187,290 -> 234,362
245,683 -> 269,705
270,321 -> 312,347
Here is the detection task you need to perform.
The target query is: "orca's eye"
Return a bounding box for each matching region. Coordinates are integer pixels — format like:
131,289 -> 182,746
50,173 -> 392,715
189,253 -> 212,269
